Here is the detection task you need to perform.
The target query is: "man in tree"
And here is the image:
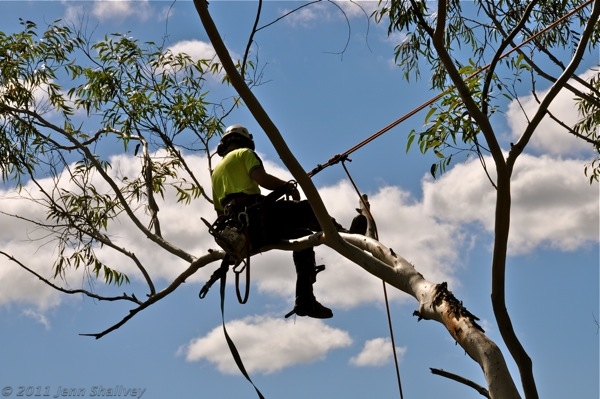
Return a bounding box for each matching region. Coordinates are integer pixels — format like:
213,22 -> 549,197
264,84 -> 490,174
211,124 -> 333,319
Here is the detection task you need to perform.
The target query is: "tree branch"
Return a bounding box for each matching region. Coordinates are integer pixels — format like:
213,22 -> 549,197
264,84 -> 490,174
0,251 -> 142,304
430,368 -> 490,398
80,249 -> 225,339
192,0 -> 342,243
0,102 -> 195,264
507,0 -> 600,172
480,0 -> 539,115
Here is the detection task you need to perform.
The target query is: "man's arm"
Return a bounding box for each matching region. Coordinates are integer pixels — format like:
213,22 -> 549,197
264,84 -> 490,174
251,166 -> 300,200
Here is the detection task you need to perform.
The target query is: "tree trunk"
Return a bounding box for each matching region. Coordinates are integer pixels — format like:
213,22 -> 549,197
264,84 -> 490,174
192,1 -> 522,397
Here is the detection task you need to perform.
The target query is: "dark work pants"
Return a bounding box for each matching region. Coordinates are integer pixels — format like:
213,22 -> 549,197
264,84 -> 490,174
249,199 -> 320,296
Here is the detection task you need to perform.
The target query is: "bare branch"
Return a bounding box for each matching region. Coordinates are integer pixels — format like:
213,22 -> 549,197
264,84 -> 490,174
0,251 -> 141,304
257,1 -> 323,32
139,133 -> 162,237
80,249 -> 225,339
480,0 -> 539,115
430,368 -> 490,398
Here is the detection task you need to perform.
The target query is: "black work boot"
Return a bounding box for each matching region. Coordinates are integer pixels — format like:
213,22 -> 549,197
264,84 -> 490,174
349,211 -> 368,235
285,250 -> 333,319
290,293 -> 333,319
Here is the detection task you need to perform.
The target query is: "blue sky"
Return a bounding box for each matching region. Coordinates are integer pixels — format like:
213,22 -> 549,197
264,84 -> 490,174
0,2 -> 598,399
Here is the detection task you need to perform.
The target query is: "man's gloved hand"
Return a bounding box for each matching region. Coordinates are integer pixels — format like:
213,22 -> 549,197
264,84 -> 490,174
285,181 -> 301,201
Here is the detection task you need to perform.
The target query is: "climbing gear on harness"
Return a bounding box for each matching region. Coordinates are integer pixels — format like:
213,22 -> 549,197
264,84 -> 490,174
201,214 -> 250,303
197,181 -> 305,399
201,214 -> 252,303
233,260 -> 251,304
202,214 -> 249,262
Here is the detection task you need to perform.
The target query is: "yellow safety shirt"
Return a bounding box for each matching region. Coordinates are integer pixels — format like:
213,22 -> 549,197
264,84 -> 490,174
211,148 -> 263,212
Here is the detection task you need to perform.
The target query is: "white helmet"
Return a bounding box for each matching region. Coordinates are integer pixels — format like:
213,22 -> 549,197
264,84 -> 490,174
217,124 -> 255,156
224,124 -> 253,141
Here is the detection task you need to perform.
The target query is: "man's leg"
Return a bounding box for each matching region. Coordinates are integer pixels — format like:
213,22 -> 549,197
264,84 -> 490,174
262,200 -> 334,319
285,248 -> 333,319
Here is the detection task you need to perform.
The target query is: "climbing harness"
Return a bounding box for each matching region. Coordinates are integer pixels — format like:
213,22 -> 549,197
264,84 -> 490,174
201,210 -> 252,303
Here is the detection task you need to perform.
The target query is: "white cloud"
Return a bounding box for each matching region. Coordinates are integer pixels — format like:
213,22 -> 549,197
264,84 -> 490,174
0,78 -> 56,116
168,40 -> 217,63
350,337 -> 406,367
92,0 -> 153,23
422,154 -> 598,255
62,0 -> 155,25
0,200 -> 70,311
62,2 -> 86,24
0,262 -> 63,311
182,315 -> 352,374
508,154 -> 599,253
249,177 -> 465,311
0,152 -> 218,311
282,1 -> 378,27
506,69 -> 597,156
22,308 -> 51,330
166,39 -> 240,83
282,4 -> 326,28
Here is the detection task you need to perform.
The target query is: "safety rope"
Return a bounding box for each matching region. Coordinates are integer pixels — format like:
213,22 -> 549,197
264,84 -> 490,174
308,0 -> 592,179
341,159 -> 404,399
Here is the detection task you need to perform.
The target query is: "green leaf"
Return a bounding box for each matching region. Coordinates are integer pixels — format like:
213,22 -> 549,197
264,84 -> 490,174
430,163 -> 437,178
406,130 -> 416,153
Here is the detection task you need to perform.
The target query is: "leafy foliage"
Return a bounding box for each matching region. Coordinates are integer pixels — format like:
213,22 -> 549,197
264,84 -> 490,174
0,19 -> 238,286
377,0 -> 599,180
574,71 -> 600,183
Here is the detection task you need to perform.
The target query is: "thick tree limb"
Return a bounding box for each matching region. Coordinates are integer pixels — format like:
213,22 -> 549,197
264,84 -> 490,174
495,3 -> 600,399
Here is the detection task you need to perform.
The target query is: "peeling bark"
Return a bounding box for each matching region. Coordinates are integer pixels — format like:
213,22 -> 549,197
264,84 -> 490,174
342,234 -> 520,399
